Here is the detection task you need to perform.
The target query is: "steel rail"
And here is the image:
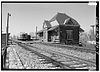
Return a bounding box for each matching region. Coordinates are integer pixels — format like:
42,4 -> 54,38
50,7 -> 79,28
17,43 -> 72,69
12,47 -> 26,69
25,43 -> 96,66
12,40 -> 96,70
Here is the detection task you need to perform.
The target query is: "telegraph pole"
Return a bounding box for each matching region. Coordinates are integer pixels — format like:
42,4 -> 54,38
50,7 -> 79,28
4,13 -> 11,68
36,26 -> 37,40
6,13 -> 11,47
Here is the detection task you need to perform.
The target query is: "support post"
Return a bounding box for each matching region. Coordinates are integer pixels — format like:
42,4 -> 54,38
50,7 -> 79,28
90,25 -> 95,40
4,13 -> 11,68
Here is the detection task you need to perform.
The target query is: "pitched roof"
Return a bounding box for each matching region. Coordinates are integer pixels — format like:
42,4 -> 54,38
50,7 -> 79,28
49,12 -> 80,26
37,12 -> 84,33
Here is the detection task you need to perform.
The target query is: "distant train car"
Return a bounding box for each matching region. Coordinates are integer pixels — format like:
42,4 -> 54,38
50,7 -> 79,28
27,35 -> 31,40
18,33 -> 31,41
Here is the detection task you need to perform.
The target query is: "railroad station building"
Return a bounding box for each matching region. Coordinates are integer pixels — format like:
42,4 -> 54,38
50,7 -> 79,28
37,12 -> 84,45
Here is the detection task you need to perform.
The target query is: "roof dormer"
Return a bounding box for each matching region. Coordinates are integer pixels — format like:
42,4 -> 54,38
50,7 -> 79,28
43,20 -> 52,29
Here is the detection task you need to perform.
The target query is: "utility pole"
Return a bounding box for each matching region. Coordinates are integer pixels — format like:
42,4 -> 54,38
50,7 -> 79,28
4,13 -> 11,68
6,13 -> 11,47
36,26 -> 37,40
90,25 -> 95,40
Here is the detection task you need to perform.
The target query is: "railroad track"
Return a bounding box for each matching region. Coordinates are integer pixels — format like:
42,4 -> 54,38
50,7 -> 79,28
17,43 -> 70,69
32,42 -> 96,54
10,44 -> 63,69
13,41 -> 96,70
29,42 -> 96,62
11,39 -> 96,54
12,47 -> 26,69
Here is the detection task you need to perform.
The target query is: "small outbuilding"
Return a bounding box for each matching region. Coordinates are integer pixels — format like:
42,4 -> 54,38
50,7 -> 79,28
2,33 -> 10,47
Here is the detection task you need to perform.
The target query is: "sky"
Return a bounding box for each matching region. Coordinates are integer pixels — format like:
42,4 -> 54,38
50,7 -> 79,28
2,3 -> 96,36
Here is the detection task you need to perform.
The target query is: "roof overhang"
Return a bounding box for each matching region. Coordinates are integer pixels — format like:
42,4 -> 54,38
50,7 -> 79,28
48,25 -> 59,31
2,33 -> 10,35
79,28 -> 84,32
